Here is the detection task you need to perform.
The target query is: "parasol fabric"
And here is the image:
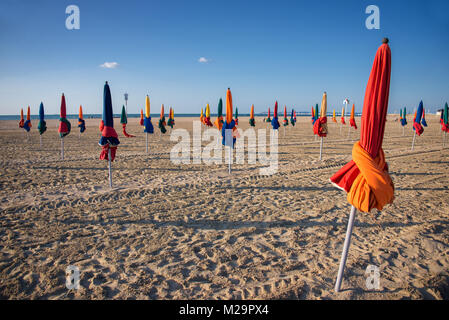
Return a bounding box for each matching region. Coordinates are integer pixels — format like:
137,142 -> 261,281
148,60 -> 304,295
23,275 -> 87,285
271,101 -> 280,130
313,92 -> 328,137
99,82 -> 120,161
332,109 -> 337,122
421,106 -> 427,127
349,104 -> 357,129
330,41 -> 394,213
23,106 -> 32,132
413,101 -> 424,136
78,105 -> 86,133
283,106 -> 289,126
266,107 -> 271,122
120,105 -> 135,137
204,104 -> 213,127
158,104 -> 167,133
341,106 -> 346,125
221,88 -> 238,147
143,95 -> 154,133
167,107 -> 175,128
290,109 -> 295,126
235,107 -> 239,125
58,94 -> 71,137
311,106 -> 315,124
140,109 -> 144,126
38,102 -> 47,135
401,107 -> 407,126
249,104 -> 255,127
214,98 -> 224,130
200,108 -> 204,124
19,108 -> 24,128
442,103 -> 449,132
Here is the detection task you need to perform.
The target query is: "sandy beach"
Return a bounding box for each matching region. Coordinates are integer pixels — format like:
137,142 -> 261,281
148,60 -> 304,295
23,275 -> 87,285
0,115 -> 448,300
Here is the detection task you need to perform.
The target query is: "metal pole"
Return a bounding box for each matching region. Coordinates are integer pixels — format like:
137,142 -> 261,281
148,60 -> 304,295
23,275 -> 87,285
61,138 -> 64,160
108,148 -> 112,188
443,131 -> 447,149
335,205 -> 357,292
411,132 -> 416,151
402,126 -> 405,136
319,137 -> 323,161
146,132 -> 148,154
40,135 -> 42,148
228,146 -> 231,174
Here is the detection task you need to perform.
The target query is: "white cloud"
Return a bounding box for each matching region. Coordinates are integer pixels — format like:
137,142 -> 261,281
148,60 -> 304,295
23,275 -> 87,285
100,62 -> 119,69
198,57 -> 209,63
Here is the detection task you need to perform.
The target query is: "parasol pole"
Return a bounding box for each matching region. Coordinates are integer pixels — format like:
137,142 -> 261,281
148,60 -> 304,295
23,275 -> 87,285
347,125 -> 351,140
443,131 -> 447,149
61,137 -> 64,160
411,131 -> 416,150
228,146 -> 232,174
108,147 -> 112,188
319,136 -> 323,161
402,126 -> 404,136
146,132 -> 148,154
40,135 -> 42,148
335,205 -> 357,292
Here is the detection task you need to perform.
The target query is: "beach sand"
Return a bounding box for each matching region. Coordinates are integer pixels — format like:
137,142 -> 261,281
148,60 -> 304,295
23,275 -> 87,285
0,115 -> 448,300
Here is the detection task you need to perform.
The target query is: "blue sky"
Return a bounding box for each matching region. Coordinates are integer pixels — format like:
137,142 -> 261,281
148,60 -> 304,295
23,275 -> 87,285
0,0 -> 448,115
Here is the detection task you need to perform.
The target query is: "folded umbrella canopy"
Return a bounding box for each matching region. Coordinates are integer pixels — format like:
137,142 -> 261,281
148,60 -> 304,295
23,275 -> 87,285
266,107 -> 271,123
23,106 -> 32,132
271,101 -> 280,130
59,94 -> 71,138
421,106 -> 428,127
200,108 -> 204,124
294,110 -> 297,124
167,107 -> 175,128
235,107 -> 239,125
313,92 -> 328,137
283,106 -> 289,126
349,104 -> 357,129
222,88 -> 239,174
143,95 -> 153,154
158,104 -> 167,133
314,104 -> 319,124
144,95 -> 154,134
214,98 -> 224,130
249,104 -> 255,127
139,109 -> 144,126
341,106 -> 346,125
442,103 -> 449,132
332,109 -> 337,123
38,102 -> 47,135
330,40 -> 393,212
78,105 -> 86,133
121,105 -> 135,137
19,108 -> 24,128
401,107 -> 407,126
332,39 -> 394,292
413,101 -> 424,136
222,88 -> 239,145
290,109 -> 295,126
99,81 -> 120,161
204,103 -> 213,127
311,106 -> 315,124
